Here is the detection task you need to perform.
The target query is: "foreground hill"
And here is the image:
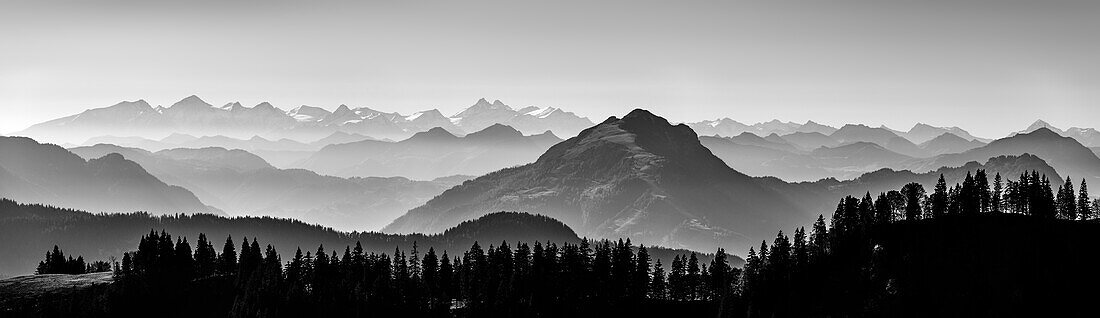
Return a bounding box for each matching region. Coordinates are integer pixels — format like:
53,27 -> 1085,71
298,124 -> 562,180
69,144 -> 464,231
385,109 -> 809,253
0,137 -> 218,215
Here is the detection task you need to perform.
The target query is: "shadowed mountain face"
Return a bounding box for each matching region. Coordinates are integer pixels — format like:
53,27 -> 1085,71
68,144 -> 466,231
298,124 -> 562,180
0,137 -> 217,215
384,109 -> 809,253
908,128 -> 1100,195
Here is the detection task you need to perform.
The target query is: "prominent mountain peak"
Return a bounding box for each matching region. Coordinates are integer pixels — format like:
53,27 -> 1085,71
408,127 -> 459,142
104,99 -> 155,112
252,102 -> 276,111
170,95 -> 211,109
386,108 -> 804,253
1026,120 -> 1060,133
466,123 -> 523,140
928,132 -> 967,142
1025,127 -> 1064,139
620,108 -> 675,131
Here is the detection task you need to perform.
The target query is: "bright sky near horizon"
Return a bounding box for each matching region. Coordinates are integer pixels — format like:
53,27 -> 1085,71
2,0 -> 1098,137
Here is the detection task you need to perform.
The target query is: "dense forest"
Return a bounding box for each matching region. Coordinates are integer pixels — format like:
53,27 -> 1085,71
0,200 -> 723,276
3,169 -> 1099,317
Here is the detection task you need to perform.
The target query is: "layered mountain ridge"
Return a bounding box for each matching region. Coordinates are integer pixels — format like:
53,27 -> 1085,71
19,96 -> 593,144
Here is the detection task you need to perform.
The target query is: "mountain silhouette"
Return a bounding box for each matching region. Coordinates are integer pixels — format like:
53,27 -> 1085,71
0,136 -> 218,215
69,144 -> 466,231
299,124 -> 562,180
17,96 -> 593,144
919,132 -> 987,155
384,109 -> 808,253
830,124 -> 929,158
910,127 -> 1100,195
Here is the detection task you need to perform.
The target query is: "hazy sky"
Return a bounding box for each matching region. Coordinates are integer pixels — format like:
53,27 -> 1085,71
2,0 -> 1098,137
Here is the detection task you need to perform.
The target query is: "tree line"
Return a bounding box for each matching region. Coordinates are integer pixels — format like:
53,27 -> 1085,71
103,228 -> 735,317
20,169 -> 1099,317
736,169 -> 1098,316
35,245 -> 111,275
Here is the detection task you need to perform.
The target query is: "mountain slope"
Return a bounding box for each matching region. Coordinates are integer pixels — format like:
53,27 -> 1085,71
0,137 -> 217,215
384,109 -> 809,253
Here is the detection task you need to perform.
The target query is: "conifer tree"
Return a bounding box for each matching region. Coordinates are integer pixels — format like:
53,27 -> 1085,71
194,233 -> 217,277
976,169 -> 991,212
650,259 -> 667,301
932,174 -> 949,218
992,173 -> 1003,213
174,237 -> 194,281
1058,178 -> 1077,219
687,252 -> 701,300
808,215 -> 829,263
633,245 -> 651,302
217,235 -> 237,276
874,192 -> 892,225
669,255 -> 686,301
1079,180 -> 1092,219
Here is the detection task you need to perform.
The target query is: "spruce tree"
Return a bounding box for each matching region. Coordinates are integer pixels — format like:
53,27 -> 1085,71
992,173 -> 1003,213
932,174 -> 949,218
650,259 -> 667,300
633,245 -> 651,302
976,169 -> 991,212
1079,180 -> 1091,219
1058,178 -> 1077,219
174,237 -> 194,281
218,235 -> 237,276
687,252 -> 701,300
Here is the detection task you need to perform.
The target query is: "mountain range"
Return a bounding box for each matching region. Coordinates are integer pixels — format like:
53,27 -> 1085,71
1017,120 -> 1100,147
18,96 -> 593,144
68,144 -> 467,231
0,137 -> 219,215
297,124 -> 563,180
687,119 -> 990,145
383,110 -> 1066,253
